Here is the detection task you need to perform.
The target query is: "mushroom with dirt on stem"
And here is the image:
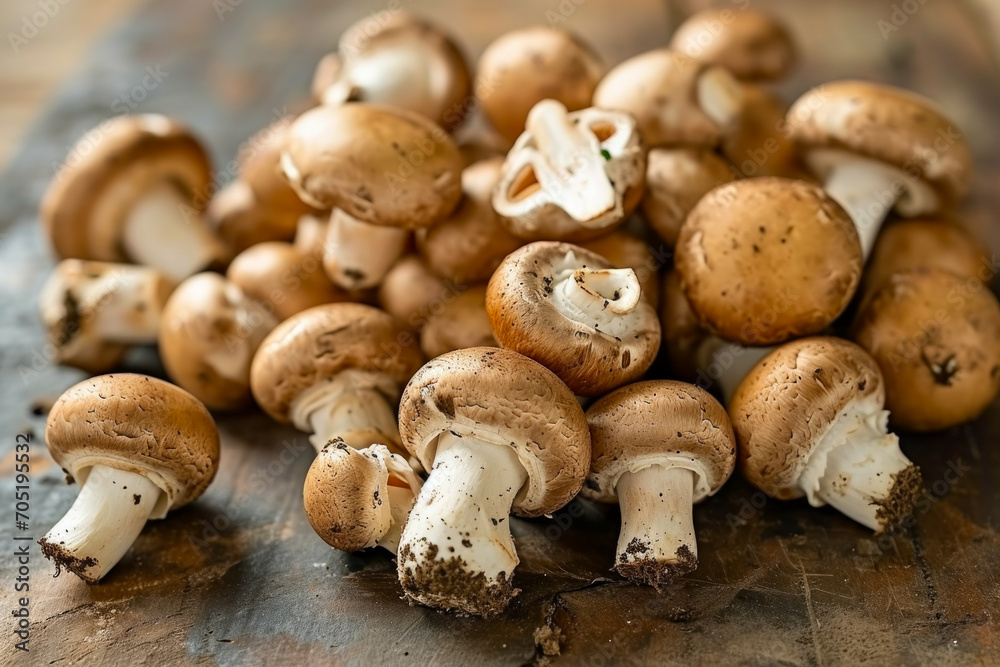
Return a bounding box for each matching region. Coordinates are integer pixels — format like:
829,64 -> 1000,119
39,374 -> 219,582
396,347 -> 591,617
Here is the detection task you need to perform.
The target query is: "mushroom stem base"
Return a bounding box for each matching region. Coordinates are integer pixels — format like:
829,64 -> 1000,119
615,465 -> 698,588
323,209 -> 409,290
39,465 -> 162,583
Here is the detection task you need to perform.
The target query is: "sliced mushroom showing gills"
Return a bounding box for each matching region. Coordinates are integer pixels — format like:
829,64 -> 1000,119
304,440 -> 423,554
730,337 -> 923,533
492,101 -> 646,241
40,374 -> 219,582
585,381 -> 736,588
396,348 -> 590,617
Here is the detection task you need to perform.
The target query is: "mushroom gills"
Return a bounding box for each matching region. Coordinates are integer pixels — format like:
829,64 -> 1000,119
323,209 -> 409,290
39,465 -> 163,583
397,431 -> 528,617
551,257 -> 642,337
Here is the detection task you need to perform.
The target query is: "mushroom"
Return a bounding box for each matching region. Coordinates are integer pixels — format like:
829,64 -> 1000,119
420,285 -> 497,359
730,336 -> 923,532
415,157 -> 524,285
303,440 -> 423,554
592,49 -> 744,149
293,214 -> 330,260
39,374 -> 219,582
396,347 -> 590,617
281,104 -> 464,289
475,26 -> 605,144
721,85 -> 804,180
250,303 -> 424,455
159,273 -> 279,411
39,259 -> 174,373
585,380 -> 736,586
579,229 -> 662,308
377,255 -> 453,332
852,269 -> 1000,432
487,242 -> 661,396
311,13 -> 471,131
675,178 -> 863,345
787,81 -> 974,257
641,148 -> 735,246
492,101 -> 646,241
40,114 -> 226,283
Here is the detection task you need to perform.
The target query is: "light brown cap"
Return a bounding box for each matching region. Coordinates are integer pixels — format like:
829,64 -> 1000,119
722,86 -> 805,179
476,26 -> 605,143
670,8 -> 796,82
585,380 -> 736,502
676,178 -> 862,345
377,255 -> 451,331
239,122 -> 318,215
787,81 -> 974,209
206,180 -> 301,257
641,147 -> 735,246
730,337 -> 885,499
281,104 -> 463,228
486,242 -> 661,396
420,285 -> 497,359
415,157 -> 524,285
41,115 -> 212,262
45,373 -> 219,515
579,229 -> 662,308
659,270 -> 707,382
250,303 -> 424,423
398,347 -> 590,516
852,269 -> 1000,432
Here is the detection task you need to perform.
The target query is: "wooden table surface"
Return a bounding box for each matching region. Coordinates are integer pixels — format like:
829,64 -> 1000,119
1,1 -> 999,665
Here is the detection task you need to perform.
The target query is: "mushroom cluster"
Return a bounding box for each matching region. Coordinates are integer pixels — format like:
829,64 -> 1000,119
32,6 -> 998,623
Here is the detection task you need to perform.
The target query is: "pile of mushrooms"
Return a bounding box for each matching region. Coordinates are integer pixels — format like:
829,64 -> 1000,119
32,6 -> 999,622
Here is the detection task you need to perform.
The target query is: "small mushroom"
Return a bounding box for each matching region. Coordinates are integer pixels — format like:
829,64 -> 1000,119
41,114 -> 226,283
281,104 -> 464,289
377,255 -> 453,331
311,13 -> 471,131
492,101 -> 646,241
250,303 -> 424,455
396,347 -> 590,617
641,148 -> 735,246
486,242 -> 661,396
585,380 -> 736,586
676,178 -> 862,345
730,336 -> 923,532
420,285 -> 497,359
476,26 -> 605,143
579,229 -> 662,308
787,81 -> 974,257
852,269 -> 1000,432
39,374 -> 219,582
721,85 -> 804,180
303,440 -> 423,554
39,260 -> 174,373
159,273 -> 279,411
293,213 -> 330,260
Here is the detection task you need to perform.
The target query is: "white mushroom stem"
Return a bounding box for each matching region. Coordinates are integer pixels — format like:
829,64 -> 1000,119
323,209 -> 409,290
615,466 -> 696,574
696,336 -> 773,404
122,183 -> 224,284
380,484 -> 418,554
552,264 -> 642,337
39,465 -> 163,582
697,66 -> 744,130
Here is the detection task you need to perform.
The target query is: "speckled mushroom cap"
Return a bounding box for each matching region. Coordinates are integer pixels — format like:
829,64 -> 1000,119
486,242 -> 661,396
250,303 -> 424,423
420,285 -> 497,359
475,26 -> 605,143
398,347 -> 590,517
676,178 -> 862,345
585,380 -> 736,504
45,374 -> 219,517
730,337 -> 885,500
281,104 -> 463,228
40,115 -> 212,262
669,8 -> 796,82
852,269 -> 1000,432
787,81 -> 974,210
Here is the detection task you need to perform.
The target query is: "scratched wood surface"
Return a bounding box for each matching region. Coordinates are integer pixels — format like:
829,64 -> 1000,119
0,0 -> 998,665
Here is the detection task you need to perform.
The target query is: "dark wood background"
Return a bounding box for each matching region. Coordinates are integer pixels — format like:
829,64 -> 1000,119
1,0 -> 998,664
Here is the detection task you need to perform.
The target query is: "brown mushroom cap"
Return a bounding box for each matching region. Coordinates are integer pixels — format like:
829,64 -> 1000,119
676,178 -> 862,345
486,242 -> 661,396
475,26 -> 605,143
585,380 -> 736,503
398,347 -> 590,517
659,270 -> 708,382
641,147 -> 735,246
45,373 -> 219,515
787,81 -> 974,209
730,337 -> 885,500
250,303 -> 424,423
579,229 -> 662,308
377,255 -> 452,331
41,115 -> 212,262
206,180 -> 302,256
281,104 -> 463,228
669,8 -> 796,82
722,86 -> 805,179
239,122 -> 318,216
852,269 -> 1000,432
420,285 -> 497,359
